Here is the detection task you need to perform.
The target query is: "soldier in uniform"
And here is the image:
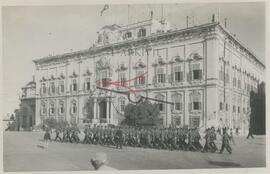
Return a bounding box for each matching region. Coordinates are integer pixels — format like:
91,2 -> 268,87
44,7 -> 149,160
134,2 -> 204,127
83,126 -> 90,144
219,128 -> 232,154
187,128 -> 197,151
193,127 -> 203,150
54,128 -> 62,142
209,127 -> 218,152
202,128 -> 213,152
66,126 -> 73,143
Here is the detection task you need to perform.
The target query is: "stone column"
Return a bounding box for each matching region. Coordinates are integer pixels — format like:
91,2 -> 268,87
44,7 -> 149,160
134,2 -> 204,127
106,98 -> 110,124
93,98 -> 97,123
96,99 -> 100,124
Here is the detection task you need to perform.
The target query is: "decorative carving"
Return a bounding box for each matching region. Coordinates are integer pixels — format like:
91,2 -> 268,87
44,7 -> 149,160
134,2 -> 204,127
83,68 -> 92,76
134,59 -> 146,69
70,71 -> 78,78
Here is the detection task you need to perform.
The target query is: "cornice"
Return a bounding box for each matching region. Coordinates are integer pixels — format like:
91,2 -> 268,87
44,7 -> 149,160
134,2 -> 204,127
33,22 -> 219,65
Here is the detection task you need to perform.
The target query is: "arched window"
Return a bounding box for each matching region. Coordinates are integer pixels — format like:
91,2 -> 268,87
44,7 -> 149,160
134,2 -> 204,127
172,94 -> 183,111
155,94 -> 165,112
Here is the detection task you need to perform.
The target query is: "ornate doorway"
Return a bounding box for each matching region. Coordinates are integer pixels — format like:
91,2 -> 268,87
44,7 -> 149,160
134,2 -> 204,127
99,99 -> 107,123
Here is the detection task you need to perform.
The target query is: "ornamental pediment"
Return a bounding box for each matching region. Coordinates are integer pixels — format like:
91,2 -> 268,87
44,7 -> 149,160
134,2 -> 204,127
58,73 -> 65,79
70,71 -> 78,78
83,69 -> 92,76
187,52 -> 203,61
134,59 -> 146,69
95,57 -> 111,70
116,62 -> 128,72
152,56 -> 167,66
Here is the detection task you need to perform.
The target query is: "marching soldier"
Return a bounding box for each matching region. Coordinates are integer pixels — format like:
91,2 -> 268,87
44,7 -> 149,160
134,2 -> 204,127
209,127 -> 218,152
193,127 -> 203,150
54,128 -> 62,142
202,128 -> 213,152
219,128 -> 232,154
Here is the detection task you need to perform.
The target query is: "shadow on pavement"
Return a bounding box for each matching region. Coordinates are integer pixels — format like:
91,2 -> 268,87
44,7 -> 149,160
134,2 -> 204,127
37,145 -> 45,149
208,161 -> 241,167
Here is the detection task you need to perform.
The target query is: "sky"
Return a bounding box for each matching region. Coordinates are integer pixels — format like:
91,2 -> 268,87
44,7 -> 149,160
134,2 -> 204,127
1,2 -> 266,116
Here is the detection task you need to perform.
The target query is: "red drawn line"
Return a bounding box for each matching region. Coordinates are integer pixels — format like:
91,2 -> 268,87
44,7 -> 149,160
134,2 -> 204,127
96,70 -> 148,96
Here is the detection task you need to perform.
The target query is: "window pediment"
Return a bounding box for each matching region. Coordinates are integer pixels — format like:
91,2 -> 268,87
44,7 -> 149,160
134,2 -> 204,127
70,71 -> 78,78
152,56 -> 167,67
40,76 -> 47,82
187,52 -> 203,61
116,62 -> 128,72
83,69 -> 92,76
134,59 -> 146,69
58,73 -> 65,80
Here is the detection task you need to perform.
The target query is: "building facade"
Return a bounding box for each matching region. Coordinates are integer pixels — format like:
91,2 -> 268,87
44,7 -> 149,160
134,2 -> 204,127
16,80 -> 36,131
33,17 -> 265,134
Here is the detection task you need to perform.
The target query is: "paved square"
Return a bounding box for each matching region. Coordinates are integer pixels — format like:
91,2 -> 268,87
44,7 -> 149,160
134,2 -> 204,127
3,132 -> 266,172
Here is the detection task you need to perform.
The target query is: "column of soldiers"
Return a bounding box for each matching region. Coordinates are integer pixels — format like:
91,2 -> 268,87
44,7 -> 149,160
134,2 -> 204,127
53,124 -> 232,154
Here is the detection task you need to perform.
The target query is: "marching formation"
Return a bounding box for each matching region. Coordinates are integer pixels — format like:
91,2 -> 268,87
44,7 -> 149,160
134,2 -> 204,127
44,124 -> 232,154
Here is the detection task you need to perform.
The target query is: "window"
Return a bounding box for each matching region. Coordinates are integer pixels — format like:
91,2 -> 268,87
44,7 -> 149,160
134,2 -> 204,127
49,103 -> 55,115
86,77 -> 91,91
120,98 -> 125,112
189,63 -> 202,81
101,70 -> 110,87
72,79 -> 77,91
238,79 -> 241,88
59,81 -> 64,93
174,66 -> 183,82
219,102 -> 223,110
233,77 -> 237,87
243,107 -> 246,114
41,103 -> 46,115
41,83 -> 46,95
156,94 -> 165,112
193,70 -> 201,80
190,91 -> 202,111
190,116 -> 200,128
124,31 -> 132,39
72,101 -> 77,114
238,106 -> 240,113
193,102 -> 200,110
157,68 -> 166,83
172,94 -> 182,111
119,72 -> 126,86
138,28 -> 146,37
233,105 -> 236,113
135,71 -> 145,86
50,82 -> 55,95
226,103 -> 229,111
59,102 -> 64,114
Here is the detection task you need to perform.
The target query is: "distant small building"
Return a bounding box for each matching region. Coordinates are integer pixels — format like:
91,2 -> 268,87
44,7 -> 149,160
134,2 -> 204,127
16,80 -> 36,131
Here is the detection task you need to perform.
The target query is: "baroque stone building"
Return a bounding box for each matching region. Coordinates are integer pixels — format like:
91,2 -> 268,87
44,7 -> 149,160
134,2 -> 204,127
16,80 -> 36,131
33,16 -> 265,134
